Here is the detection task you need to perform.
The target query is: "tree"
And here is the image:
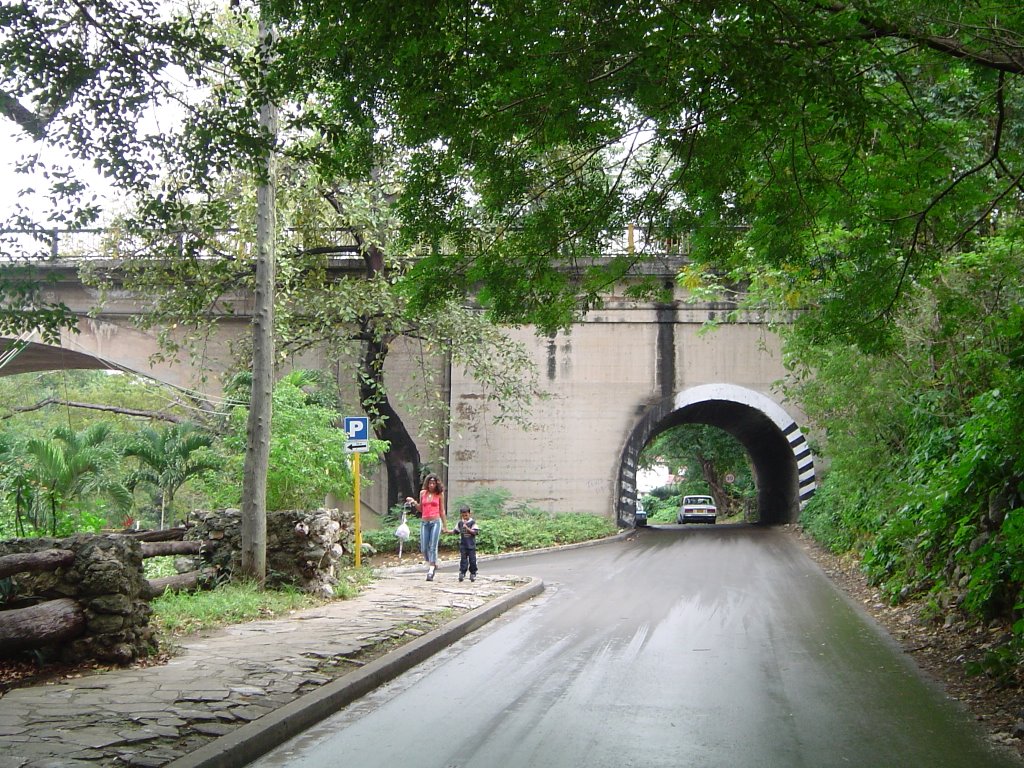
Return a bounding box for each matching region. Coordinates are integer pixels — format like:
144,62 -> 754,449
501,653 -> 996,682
123,423 -> 221,529
640,425 -> 754,519
203,369 -> 383,511
267,1 -> 1024,341
240,8 -> 280,584
21,423 -> 131,535
98,152 -> 546,508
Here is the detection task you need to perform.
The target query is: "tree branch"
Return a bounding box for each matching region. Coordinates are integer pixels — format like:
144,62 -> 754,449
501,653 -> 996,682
2,397 -> 187,423
0,90 -> 48,140
819,1 -> 1024,74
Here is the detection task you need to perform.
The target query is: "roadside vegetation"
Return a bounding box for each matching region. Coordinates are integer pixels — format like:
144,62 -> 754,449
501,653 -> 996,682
638,424 -> 755,525
791,245 -> 1024,676
363,486 -> 617,558
149,580 -> 327,638
0,369 -> 377,537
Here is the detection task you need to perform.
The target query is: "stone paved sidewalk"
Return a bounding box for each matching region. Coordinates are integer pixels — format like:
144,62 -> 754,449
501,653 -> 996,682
0,570 -> 530,768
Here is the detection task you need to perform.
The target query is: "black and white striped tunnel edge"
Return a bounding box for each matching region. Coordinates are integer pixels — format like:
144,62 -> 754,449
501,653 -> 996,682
784,422 -> 816,505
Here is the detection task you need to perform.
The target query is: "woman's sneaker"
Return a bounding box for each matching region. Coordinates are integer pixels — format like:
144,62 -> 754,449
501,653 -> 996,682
426,567 -> 435,581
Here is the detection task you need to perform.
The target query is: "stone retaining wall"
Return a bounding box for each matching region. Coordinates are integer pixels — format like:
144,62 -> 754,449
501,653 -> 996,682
185,508 -> 356,597
0,534 -> 153,664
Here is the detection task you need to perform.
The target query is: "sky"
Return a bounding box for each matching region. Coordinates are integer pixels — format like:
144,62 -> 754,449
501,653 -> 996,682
0,121 -> 119,231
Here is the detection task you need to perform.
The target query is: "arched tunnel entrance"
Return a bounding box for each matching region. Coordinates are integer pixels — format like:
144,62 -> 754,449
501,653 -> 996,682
617,384 -> 816,527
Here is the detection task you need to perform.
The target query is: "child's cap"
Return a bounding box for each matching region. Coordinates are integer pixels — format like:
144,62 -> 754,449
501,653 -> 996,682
459,504 -> 471,513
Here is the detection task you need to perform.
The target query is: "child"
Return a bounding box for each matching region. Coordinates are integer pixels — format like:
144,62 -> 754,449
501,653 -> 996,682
452,504 -> 480,582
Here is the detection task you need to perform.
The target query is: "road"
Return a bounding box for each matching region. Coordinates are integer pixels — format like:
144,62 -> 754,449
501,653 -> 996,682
250,525 -> 1022,768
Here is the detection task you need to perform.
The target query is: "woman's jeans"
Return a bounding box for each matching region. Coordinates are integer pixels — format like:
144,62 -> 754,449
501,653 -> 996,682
420,518 -> 442,564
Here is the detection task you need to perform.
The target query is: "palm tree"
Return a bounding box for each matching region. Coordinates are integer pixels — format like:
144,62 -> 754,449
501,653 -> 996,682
25,423 -> 132,535
0,433 -> 35,536
124,423 -> 221,529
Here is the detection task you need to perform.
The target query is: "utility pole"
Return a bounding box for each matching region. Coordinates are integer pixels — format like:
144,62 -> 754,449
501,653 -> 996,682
240,10 -> 277,585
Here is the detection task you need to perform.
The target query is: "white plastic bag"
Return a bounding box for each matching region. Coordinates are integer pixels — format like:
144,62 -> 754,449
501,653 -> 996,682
395,521 -> 410,541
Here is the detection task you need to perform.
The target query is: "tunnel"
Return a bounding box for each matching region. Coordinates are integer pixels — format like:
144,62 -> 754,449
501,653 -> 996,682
617,383 -> 816,527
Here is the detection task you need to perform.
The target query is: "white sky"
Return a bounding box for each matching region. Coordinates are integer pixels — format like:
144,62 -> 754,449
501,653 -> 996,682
0,120 -> 119,228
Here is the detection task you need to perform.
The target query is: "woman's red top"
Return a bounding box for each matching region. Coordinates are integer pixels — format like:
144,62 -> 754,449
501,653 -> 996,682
420,491 -> 443,520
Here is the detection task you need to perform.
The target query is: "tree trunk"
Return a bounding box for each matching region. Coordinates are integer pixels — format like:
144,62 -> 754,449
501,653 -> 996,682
146,568 -> 216,598
240,14 -> 278,586
124,527 -> 187,542
0,598 -> 86,656
358,327 -> 421,508
0,549 -> 74,580
699,457 -> 728,515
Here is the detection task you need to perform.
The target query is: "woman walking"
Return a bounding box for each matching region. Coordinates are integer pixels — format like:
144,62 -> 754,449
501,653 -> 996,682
405,474 -> 448,581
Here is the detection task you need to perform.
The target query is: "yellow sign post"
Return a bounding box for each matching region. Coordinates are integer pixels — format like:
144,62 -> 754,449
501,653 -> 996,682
353,452 -> 362,568
343,416 -> 370,569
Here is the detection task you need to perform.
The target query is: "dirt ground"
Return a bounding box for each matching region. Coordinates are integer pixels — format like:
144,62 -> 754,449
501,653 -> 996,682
3,529 -> 1023,761
786,525 -> 1024,758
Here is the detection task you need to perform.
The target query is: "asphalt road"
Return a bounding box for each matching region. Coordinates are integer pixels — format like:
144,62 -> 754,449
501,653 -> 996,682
250,525 -> 1022,768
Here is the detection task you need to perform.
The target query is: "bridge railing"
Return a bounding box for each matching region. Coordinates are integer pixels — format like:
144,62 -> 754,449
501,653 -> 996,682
0,227 -> 365,263
2,226 -> 698,264
0,227 -> 111,261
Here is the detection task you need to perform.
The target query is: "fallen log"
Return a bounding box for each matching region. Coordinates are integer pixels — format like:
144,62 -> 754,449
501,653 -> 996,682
0,598 -> 86,656
146,568 -> 216,598
140,540 -> 207,558
0,549 -> 75,580
123,528 -> 188,542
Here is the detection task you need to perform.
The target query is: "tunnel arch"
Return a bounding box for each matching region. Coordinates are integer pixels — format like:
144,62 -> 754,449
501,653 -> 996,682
617,383 -> 816,527
0,338 -> 111,378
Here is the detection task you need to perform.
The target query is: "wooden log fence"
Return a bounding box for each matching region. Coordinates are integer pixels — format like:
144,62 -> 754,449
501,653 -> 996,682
0,532 -> 216,661
0,548 -> 74,580
0,598 -> 86,656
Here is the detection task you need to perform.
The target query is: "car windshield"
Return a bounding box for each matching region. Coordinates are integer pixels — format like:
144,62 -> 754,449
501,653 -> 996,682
684,496 -> 714,505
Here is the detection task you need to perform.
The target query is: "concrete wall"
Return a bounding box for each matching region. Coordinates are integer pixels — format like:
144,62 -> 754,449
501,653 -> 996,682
444,294 -> 805,520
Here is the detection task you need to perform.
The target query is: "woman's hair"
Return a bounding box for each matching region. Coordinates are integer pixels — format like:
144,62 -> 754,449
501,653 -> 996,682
421,473 -> 444,492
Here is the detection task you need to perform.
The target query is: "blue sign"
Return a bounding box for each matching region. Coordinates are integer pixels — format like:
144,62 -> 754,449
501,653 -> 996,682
343,416 -> 369,440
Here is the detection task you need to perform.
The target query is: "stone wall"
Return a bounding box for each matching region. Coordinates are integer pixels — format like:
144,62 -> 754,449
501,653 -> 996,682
186,508 -> 356,598
0,534 -> 153,664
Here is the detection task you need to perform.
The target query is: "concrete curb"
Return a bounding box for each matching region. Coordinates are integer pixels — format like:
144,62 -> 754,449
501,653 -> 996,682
166,576 -> 544,768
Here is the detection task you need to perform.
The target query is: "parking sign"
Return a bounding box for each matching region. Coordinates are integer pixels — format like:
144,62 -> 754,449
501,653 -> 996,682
343,416 -> 369,453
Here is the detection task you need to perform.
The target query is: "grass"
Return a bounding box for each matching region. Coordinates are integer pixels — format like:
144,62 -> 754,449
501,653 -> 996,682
150,579 -> 322,637
148,564 -> 377,638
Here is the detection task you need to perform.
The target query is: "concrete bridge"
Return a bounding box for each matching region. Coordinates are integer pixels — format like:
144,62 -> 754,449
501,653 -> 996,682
0,256 -> 815,526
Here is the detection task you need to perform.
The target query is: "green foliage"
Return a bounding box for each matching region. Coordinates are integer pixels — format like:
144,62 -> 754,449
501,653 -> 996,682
466,512 -> 615,555
266,0 -> 1024,339
199,370 -> 382,511
446,486 -> 616,553
332,566 -> 375,599
642,486 -> 684,524
143,556 -> 178,581
124,423 -> 221,529
639,425 -> 753,518
361,487 -> 616,556
965,644 -> 1023,688
795,242 -> 1024,660
0,422 -> 132,536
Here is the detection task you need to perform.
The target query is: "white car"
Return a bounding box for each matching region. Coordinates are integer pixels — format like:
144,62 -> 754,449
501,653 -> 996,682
678,495 -> 717,524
